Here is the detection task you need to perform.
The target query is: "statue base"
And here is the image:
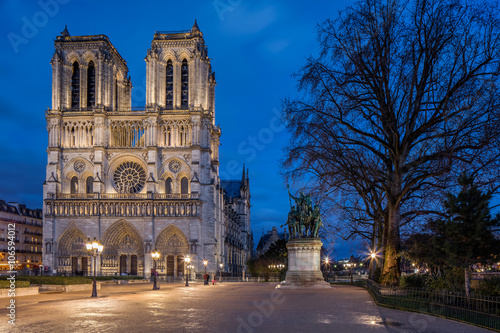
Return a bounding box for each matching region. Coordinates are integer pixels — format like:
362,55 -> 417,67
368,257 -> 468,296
279,238 -> 331,289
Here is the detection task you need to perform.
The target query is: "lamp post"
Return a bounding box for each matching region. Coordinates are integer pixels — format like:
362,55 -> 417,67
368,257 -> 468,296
151,250 -> 160,290
203,259 -> 208,285
86,237 -> 103,298
187,264 -> 194,283
370,252 -> 376,280
324,257 -> 330,281
185,256 -> 191,287
344,262 -> 357,284
219,263 -> 223,283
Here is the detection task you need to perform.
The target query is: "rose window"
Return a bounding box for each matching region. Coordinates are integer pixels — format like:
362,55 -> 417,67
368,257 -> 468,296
169,160 -> 181,173
74,160 -> 85,173
113,161 -> 146,193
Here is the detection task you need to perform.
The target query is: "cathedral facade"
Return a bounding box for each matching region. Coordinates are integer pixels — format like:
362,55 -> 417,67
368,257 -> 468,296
42,22 -> 252,278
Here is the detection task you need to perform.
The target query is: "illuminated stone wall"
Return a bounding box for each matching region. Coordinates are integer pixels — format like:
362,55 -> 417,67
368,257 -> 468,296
42,23 -> 251,278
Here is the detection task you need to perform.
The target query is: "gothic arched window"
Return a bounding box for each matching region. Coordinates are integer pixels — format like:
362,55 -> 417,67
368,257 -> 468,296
115,78 -> 119,109
166,60 -> 173,108
86,176 -> 94,194
87,61 -> 95,107
181,59 -> 188,107
181,177 -> 189,194
165,177 -> 172,194
167,126 -> 171,146
71,62 -> 80,108
70,176 -> 78,194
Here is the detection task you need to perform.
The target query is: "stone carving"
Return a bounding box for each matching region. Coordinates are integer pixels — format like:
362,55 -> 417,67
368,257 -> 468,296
113,161 -> 146,193
282,185 -> 323,238
169,160 -> 181,173
74,160 -> 86,173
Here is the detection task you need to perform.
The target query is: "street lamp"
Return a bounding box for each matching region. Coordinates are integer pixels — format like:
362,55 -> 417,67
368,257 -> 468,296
219,263 -> 223,283
369,252 -> 376,280
344,262 -> 357,284
86,237 -> 103,297
185,255 -> 191,287
203,259 -> 208,285
323,257 -> 330,281
187,264 -> 194,283
151,250 -> 160,290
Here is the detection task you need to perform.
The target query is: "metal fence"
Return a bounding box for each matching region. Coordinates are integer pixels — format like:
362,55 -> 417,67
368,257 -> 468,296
366,279 -> 500,331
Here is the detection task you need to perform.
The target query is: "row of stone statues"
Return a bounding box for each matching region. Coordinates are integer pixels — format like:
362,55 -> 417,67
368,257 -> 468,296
282,186 -> 323,238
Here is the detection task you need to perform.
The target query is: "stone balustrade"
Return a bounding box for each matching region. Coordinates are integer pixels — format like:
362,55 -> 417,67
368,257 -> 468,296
45,197 -> 200,217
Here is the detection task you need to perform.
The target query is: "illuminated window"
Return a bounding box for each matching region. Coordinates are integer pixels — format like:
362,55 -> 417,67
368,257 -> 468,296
181,59 -> 188,107
181,177 -> 189,194
166,60 -> 173,108
165,177 -> 173,194
86,176 -> 94,194
71,62 -> 80,108
70,176 -> 78,194
87,61 -> 95,107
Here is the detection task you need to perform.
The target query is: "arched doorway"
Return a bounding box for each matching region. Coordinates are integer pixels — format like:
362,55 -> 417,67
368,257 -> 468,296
101,220 -> 144,276
155,225 -> 189,279
57,225 -> 88,275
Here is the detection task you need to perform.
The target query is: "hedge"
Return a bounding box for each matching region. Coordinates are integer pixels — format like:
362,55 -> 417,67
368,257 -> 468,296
0,280 -> 30,288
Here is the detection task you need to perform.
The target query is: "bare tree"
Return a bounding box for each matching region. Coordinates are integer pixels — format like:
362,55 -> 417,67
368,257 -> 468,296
281,0 -> 500,285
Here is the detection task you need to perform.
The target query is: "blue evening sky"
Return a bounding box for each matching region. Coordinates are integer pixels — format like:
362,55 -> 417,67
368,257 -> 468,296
0,0 -> 360,259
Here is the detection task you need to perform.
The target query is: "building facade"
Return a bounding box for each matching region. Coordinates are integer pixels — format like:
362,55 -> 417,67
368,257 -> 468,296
0,201 -> 43,272
43,22 -> 252,278
255,226 -> 287,257
220,168 -> 253,277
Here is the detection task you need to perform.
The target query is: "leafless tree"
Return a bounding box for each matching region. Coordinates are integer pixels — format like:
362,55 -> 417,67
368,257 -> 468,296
281,0 -> 500,285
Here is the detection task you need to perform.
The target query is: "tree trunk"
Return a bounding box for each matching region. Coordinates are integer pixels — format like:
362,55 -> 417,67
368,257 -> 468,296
381,195 -> 401,286
465,267 -> 470,297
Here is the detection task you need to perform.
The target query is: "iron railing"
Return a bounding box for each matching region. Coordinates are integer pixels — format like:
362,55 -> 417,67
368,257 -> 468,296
366,279 -> 500,331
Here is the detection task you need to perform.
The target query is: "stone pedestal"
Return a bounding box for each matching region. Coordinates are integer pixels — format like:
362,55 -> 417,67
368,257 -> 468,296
280,238 -> 330,289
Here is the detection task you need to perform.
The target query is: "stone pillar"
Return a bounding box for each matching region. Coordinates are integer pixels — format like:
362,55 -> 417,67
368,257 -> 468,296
174,255 -> 178,277
144,252 -> 152,278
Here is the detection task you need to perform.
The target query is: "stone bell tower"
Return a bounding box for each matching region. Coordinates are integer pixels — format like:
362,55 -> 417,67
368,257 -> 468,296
43,23 -> 249,279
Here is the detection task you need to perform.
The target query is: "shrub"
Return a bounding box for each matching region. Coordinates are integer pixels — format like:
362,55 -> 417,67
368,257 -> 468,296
425,268 -> 465,293
0,280 -> 30,289
94,275 -> 143,281
476,276 -> 500,296
400,274 -> 427,288
0,276 -> 91,285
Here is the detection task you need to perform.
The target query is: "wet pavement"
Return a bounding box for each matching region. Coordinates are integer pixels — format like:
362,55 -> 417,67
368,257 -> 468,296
0,282 -> 492,332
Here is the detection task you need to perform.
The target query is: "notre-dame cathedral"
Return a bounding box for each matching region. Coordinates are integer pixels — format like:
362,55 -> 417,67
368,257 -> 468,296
42,22 -> 252,279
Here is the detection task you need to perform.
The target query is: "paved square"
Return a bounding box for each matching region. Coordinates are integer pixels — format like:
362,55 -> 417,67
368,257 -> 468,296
0,283 -> 492,332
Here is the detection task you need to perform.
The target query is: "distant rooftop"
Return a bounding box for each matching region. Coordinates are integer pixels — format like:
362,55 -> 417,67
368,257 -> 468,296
221,180 -> 243,198
0,200 -> 42,218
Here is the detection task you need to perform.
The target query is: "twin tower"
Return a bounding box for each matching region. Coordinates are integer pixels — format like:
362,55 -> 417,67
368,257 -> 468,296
43,22 -> 252,279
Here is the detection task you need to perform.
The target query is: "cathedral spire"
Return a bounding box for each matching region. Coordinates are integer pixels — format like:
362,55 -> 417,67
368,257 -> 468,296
192,19 -> 200,33
61,25 -> 70,37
